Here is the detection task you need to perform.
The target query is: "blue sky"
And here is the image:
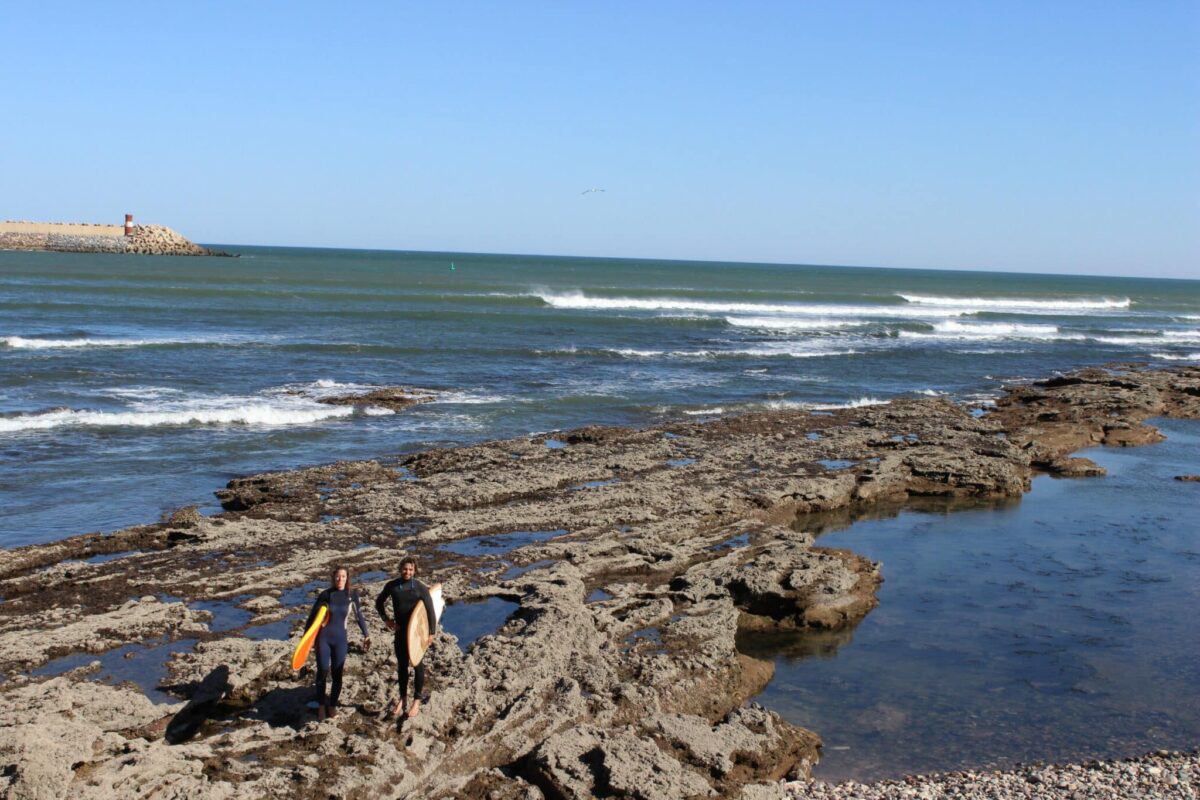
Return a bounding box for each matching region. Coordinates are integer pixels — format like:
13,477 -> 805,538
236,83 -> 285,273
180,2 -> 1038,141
3,2 -> 1197,277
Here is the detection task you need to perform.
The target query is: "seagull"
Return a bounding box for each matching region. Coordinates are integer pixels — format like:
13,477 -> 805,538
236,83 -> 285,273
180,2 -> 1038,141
581,188 -> 606,195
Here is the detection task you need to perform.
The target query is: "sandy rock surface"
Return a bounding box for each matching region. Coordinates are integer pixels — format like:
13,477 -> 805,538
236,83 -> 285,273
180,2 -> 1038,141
0,364 -> 1196,798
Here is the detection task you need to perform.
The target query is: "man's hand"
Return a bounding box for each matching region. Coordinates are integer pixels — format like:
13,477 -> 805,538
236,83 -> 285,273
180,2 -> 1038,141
425,634 -> 434,649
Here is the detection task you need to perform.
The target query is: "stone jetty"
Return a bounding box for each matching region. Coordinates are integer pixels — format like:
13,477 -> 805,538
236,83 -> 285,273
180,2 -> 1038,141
0,220 -> 226,257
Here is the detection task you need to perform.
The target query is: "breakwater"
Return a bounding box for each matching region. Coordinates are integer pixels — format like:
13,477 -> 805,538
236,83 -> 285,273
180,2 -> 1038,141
0,220 -> 224,256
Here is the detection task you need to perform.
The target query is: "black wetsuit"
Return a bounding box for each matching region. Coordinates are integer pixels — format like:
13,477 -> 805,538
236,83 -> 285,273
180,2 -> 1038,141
304,588 -> 369,708
375,577 -> 437,702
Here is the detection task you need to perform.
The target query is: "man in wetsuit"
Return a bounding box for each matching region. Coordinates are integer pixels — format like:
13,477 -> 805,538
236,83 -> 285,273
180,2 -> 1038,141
375,556 -> 437,718
304,566 -> 370,721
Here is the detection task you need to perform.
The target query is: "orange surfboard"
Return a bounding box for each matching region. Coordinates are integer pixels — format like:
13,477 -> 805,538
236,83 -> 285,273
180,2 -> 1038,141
291,605 -> 327,670
405,583 -> 444,667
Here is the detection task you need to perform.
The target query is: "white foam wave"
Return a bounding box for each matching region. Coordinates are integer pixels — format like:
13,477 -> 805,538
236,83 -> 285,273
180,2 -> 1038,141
900,321 -> 1080,341
550,345 -> 858,360
535,291 -> 1120,320
363,406 -> 396,416
1089,330 -> 1200,345
0,396 -> 354,433
434,391 -> 508,404
724,316 -> 859,331
683,407 -> 725,415
899,294 -> 1130,310
933,321 -> 1061,336
1151,352 -> 1200,361
915,389 -> 944,396
535,292 -> 966,319
810,397 -> 887,410
2,335 -> 201,350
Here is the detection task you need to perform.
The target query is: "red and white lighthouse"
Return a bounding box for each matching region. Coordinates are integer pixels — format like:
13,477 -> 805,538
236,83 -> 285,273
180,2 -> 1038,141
124,214 -> 133,236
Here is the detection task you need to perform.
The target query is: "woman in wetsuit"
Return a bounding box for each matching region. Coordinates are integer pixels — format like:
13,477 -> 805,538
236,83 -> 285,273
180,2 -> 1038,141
375,556 -> 437,719
303,566 -> 370,721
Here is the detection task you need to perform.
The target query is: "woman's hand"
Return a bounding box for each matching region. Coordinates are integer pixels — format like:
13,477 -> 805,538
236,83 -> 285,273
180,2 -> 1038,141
363,637 -> 371,651
385,620 -> 397,632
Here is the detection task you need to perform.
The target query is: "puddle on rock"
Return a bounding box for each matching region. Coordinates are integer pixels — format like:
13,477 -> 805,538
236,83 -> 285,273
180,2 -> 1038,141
707,532 -> 751,552
393,518 -> 429,537
750,418 -> 1200,782
242,617 -> 297,641
623,626 -> 667,654
441,597 -> 520,651
191,595 -> 254,632
816,459 -> 857,471
544,439 -> 567,450
667,458 -> 696,468
586,588 -> 613,603
499,559 -> 555,581
79,550 -> 142,565
567,478 -> 621,491
439,529 -> 568,557
32,637 -> 199,704
806,432 -> 823,441
279,580 -> 325,608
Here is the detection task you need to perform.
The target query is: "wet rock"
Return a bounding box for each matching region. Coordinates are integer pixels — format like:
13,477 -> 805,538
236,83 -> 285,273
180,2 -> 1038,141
1045,456 -> 1107,477
318,387 -> 434,411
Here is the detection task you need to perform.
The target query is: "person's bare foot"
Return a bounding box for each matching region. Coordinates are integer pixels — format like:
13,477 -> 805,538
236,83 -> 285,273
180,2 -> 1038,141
406,699 -> 421,718
317,704 -> 327,722
387,699 -> 405,720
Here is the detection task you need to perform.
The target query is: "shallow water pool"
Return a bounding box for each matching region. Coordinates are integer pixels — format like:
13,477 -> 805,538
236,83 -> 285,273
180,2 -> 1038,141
743,418 -> 1200,781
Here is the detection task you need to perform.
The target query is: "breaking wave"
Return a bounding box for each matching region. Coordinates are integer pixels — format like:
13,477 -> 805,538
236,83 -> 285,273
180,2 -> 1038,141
0,395 -> 355,433
898,294 -> 1131,311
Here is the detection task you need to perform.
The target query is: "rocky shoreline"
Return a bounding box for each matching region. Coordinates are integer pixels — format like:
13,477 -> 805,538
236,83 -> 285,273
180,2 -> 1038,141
0,363 -> 1196,798
0,221 -> 229,257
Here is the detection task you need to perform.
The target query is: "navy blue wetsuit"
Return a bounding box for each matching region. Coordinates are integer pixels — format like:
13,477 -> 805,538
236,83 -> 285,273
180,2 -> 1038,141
304,588 -> 369,708
375,578 -> 437,703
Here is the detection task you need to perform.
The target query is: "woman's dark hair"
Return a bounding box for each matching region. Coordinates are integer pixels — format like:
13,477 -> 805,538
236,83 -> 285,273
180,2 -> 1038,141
331,565 -> 350,588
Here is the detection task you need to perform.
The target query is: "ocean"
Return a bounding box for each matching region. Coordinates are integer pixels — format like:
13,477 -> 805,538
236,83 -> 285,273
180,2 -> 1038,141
2,246 -> 1198,545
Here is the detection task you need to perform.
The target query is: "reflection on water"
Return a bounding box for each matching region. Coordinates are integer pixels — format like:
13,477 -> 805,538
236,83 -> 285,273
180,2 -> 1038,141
32,637 -> 198,705
441,597 -> 519,651
751,418 -> 1200,782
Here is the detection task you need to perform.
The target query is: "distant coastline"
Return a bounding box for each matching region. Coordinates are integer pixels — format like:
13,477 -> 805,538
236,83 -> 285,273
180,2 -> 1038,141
0,220 -> 231,257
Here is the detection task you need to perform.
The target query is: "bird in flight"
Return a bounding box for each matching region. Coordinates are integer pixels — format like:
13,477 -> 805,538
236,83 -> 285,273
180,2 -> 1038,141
581,188 -> 606,195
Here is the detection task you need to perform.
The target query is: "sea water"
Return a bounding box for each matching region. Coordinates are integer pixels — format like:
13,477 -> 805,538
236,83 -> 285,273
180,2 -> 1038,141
3,246 -> 1197,544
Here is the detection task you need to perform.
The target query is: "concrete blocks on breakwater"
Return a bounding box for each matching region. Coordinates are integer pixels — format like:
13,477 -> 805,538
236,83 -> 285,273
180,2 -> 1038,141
0,220 -> 228,257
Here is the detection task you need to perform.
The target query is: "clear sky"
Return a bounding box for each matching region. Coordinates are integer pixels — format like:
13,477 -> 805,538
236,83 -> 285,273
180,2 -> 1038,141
3,2 -> 1197,278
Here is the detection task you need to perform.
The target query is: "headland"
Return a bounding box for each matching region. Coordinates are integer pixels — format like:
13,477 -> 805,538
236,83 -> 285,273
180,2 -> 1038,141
0,363 -> 1196,798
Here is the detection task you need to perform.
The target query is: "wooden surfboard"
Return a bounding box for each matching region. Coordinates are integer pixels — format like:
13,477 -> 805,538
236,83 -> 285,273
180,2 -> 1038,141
405,583 -> 445,667
291,605 -> 327,670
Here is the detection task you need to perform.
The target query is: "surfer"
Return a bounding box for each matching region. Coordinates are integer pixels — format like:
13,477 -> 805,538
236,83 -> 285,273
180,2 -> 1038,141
375,556 -> 437,719
303,566 -> 371,721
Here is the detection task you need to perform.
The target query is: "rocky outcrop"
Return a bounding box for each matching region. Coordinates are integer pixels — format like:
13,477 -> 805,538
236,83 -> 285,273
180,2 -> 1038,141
318,387 -> 435,412
0,364 -> 1195,798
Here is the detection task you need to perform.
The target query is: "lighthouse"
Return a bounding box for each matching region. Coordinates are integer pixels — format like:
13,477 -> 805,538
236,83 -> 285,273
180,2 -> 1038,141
124,214 -> 133,236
